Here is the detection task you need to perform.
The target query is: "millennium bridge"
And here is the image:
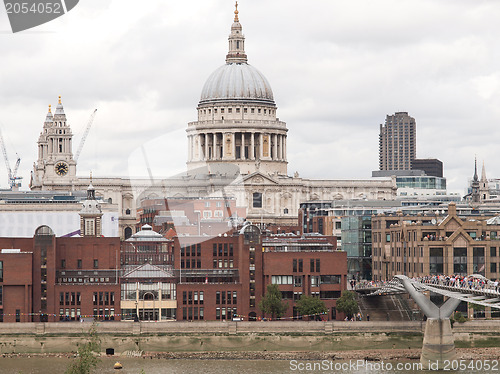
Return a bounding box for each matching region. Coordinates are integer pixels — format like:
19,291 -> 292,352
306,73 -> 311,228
355,274 -> 500,369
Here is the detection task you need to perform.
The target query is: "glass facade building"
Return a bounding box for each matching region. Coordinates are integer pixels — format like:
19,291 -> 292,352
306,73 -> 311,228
341,216 -> 372,280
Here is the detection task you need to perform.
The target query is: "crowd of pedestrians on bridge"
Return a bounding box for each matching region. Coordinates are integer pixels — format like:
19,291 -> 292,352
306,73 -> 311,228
352,275 -> 500,294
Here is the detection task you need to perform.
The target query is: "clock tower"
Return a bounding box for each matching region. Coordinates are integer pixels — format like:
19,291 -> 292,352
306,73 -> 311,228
32,96 -> 77,188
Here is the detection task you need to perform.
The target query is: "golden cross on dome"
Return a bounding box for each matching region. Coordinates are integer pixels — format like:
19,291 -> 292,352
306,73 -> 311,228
234,1 -> 239,22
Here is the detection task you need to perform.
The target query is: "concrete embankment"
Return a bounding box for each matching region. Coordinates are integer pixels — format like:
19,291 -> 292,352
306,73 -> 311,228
0,321 -> 499,354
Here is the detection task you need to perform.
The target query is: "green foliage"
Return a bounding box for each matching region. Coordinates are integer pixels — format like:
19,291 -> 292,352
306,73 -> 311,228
450,311 -> 467,327
258,284 -> 288,319
296,295 -> 327,320
335,291 -> 358,319
470,303 -> 485,312
65,322 -> 101,374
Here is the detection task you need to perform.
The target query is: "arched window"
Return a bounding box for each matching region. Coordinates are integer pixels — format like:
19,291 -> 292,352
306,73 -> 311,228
124,227 -> 133,239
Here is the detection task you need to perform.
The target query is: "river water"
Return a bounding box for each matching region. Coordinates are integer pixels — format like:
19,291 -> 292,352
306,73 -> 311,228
1,357 -> 499,374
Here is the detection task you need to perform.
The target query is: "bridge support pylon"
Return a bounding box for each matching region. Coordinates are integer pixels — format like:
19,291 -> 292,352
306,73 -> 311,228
420,318 -> 457,369
393,275 -> 461,369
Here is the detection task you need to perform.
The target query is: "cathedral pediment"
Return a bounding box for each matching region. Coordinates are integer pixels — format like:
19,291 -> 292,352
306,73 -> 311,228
242,172 -> 279,185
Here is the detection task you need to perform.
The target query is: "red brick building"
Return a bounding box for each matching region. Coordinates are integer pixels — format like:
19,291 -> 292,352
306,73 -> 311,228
175,224 -> 347,321
0,226 -> 121,323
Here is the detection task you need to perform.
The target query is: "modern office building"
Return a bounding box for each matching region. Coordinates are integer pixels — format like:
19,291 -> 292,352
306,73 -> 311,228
372,202 -> 500,282
379,112 -> 416,171
412,158 -> 443,178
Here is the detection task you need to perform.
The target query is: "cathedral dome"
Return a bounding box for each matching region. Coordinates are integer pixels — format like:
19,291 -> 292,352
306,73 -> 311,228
199,63 -> 275,105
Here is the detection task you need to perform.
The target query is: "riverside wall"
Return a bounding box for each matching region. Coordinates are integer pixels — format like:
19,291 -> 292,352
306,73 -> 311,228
0,321 -> 499,354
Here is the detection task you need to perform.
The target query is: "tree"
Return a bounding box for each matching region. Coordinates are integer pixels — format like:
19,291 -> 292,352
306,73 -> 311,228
335,291 -> 358,319
296,295 -> 327,320
259,284 -> 288,319
65,322 -> 101,374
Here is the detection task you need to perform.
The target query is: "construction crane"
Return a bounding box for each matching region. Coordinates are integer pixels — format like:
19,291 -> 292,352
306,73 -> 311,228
0,128 -> 22,189
74,109 -> 97,162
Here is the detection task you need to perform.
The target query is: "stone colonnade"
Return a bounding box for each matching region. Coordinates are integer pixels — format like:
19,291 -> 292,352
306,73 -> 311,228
187,131 -> 286,162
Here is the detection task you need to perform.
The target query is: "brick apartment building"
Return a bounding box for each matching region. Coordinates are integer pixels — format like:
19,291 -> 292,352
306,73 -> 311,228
372,202 -> 500,281
174,224 -> 347,321
0,229 -> 120,322
0,183 -> 121,323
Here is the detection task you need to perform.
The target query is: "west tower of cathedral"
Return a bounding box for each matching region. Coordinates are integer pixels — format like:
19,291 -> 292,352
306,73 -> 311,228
32,96 -> 77,186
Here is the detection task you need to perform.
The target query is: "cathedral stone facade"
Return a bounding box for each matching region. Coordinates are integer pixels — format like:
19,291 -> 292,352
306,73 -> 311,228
30,5 -> 396,238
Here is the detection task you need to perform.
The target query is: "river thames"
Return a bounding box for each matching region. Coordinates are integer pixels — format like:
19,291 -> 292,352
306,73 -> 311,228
1,357 -> 499,374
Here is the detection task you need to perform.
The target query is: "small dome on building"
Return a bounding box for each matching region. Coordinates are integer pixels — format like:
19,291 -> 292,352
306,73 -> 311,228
127,225 -> 167,242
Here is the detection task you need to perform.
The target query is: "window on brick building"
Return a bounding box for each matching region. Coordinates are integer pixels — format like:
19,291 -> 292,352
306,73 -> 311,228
310,259 -> 314,272
94,259 -> 99,269
0,286 -> 3,306
299,259 -> 303,272
293,259 -> 297,272
316,259 -> 320,272
61,259 -> 65,269
77,259 -> 82,269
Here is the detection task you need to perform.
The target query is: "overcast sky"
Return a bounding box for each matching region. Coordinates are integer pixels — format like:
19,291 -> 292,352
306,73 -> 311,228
1,0 -> 500,194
